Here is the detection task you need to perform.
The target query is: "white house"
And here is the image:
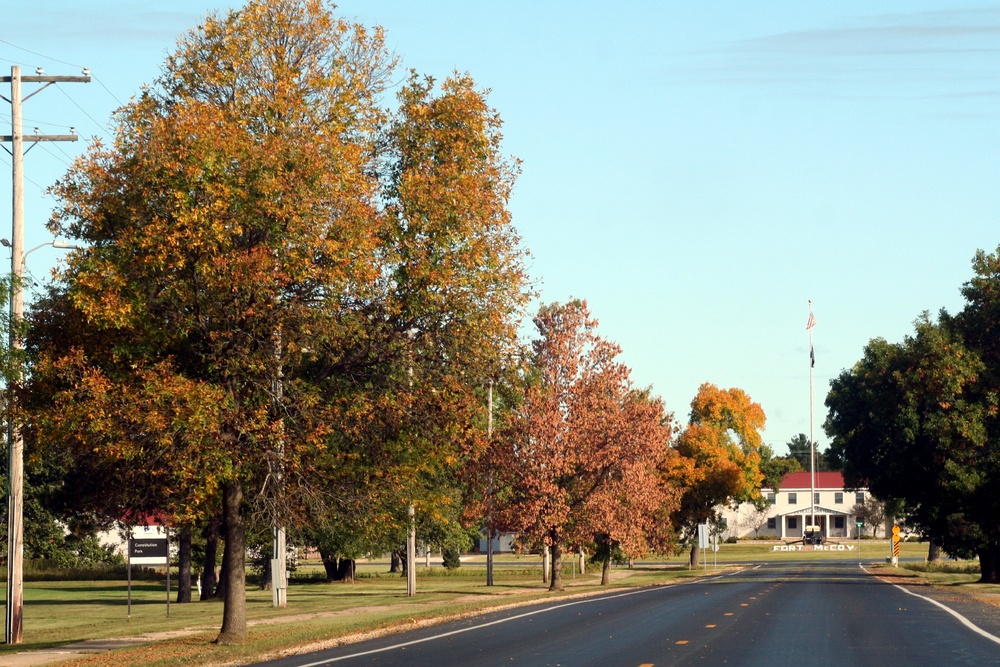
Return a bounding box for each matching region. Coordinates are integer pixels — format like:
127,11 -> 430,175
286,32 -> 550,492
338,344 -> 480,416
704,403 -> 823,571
97,519 -> 169,559
721,471 -> 881,541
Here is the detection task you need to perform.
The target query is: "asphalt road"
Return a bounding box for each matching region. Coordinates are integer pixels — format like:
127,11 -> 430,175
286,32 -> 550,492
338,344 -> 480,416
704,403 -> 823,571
254,561 -> 1000,666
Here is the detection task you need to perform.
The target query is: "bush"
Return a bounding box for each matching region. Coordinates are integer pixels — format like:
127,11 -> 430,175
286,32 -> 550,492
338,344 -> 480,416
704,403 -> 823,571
17,561 -> 160,582
441,547 -> 462,570
725,536 -> 738,544
902,561 -> 980,575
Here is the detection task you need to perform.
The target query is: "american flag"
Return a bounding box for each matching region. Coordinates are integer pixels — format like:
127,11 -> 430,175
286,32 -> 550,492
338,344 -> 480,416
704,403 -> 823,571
806,312 -> 816,330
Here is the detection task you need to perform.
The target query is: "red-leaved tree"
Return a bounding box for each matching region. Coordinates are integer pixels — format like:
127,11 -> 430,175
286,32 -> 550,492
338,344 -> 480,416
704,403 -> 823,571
496,301 -> 679,589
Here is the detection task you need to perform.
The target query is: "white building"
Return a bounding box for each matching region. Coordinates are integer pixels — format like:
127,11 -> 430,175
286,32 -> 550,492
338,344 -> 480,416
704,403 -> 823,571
721,471 -> 881,541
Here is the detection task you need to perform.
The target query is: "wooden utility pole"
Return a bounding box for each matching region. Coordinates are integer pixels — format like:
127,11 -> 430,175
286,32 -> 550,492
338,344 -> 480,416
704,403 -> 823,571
1,64 -> 89,645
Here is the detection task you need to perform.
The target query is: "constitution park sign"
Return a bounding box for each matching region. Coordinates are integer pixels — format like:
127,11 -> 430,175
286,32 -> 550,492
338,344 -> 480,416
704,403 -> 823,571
127,532 -> 171,617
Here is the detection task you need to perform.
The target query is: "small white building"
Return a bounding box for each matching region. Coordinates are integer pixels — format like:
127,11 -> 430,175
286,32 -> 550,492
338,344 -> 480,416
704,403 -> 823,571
721,472 -> 880,541
97,519 -> 169,559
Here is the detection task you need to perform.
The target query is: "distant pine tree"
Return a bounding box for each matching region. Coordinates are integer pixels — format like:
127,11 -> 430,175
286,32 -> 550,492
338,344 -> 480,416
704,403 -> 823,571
442,547 -> 462,570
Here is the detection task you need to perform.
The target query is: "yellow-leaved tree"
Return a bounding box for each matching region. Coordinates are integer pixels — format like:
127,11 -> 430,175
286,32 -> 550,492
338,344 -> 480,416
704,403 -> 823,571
671,383 -> 767,566
28,0 -> 530,644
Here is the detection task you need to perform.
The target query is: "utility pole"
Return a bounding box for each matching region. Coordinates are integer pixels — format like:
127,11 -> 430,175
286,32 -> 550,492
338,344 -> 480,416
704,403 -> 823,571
270,328 -> 287,608
405,329 -> 419,597
486,380 -> 494,587
1,64 -> 89,645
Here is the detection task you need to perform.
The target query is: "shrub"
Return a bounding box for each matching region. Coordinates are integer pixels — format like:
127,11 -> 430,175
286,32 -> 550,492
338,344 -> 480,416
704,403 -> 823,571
441,547 -> 462,570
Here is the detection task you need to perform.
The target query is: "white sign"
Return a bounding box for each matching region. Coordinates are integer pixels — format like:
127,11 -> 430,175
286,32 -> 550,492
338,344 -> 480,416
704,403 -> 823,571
771,544 -> 856,552
697,523 -> 710,549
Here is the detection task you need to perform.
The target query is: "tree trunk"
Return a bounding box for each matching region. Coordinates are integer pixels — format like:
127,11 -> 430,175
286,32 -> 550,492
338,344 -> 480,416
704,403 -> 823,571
389,550 -> 400,573
689,543 -> 701,568
176,526 -> 192,603
601,557 -> 611,585
260,550 -> 273,591
319,548 -> 339,582
549,541 -> 564,591
214,540 -> 229,600
337,558 -> 355,583
927,540 -> 941,563
978,543 -> 999,584
200,515 -> 220,600
215,481 -> 247,645
396,548 -> 407,578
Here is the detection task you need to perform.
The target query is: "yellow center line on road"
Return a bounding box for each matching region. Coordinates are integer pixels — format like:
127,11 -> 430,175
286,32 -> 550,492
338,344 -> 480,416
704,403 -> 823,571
675,640 -> 689,645
705,624 -> 717,628
638,664 -> 654,667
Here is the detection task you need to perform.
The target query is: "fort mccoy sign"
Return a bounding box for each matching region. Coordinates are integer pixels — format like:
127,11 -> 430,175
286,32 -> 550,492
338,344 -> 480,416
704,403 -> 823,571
772,544 -> 857,552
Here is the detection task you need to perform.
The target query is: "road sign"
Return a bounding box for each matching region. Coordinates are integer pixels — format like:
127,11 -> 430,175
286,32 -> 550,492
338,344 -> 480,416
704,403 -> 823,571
892,525 -> 901,543
127,535 -> 171,618
129,538 -> 168,565
697,523 -> 709,549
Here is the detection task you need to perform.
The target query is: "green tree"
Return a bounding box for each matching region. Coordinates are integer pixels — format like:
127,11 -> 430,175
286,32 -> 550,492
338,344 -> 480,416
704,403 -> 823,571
785,433 -> 831,472
758,443 -> 801,492
850,498 -> 887,538
825,311 -> 998,581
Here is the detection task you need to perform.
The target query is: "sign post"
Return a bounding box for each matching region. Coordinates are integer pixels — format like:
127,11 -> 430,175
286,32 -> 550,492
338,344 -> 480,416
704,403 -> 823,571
127,536 -> 170,618
891,525 -> 901,566
856,520 -> 864,561
697,524 -> 709,570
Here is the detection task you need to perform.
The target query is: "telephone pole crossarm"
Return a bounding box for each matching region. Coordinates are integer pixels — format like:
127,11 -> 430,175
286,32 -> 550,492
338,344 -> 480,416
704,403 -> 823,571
1,135 -> 79,143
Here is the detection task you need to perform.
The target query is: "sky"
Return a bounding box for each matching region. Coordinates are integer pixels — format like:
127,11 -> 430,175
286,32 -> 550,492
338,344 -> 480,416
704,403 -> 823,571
2,1 -> 999,455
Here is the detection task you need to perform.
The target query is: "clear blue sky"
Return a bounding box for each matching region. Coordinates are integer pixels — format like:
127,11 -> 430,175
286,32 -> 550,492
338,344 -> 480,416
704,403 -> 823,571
3,2 -> 999,454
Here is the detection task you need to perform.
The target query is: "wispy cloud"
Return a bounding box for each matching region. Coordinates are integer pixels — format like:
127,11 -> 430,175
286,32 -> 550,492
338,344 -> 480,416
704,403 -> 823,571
668,7 -> 1000,103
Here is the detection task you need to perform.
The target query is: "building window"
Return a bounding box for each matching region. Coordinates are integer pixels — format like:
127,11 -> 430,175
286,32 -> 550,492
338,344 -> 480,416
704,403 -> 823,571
788,492 -> 797,505
767,492 -> 776,505
814,492 -> 820,504
835,492 -> 844,504
834,517 -> 845,529
788,517 -> 798,530
856,491 -> 865,504
767,518 -> 776,529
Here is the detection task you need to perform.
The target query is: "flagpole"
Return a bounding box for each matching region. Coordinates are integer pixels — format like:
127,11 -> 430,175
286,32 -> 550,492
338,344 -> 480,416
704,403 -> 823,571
807,301 -> 816,537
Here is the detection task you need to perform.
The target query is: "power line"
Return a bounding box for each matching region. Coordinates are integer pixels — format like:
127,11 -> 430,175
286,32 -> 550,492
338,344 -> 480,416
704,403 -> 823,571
2,39 -> 124,124
0,39 -> 85,70
92,74 -> 125,107
54,85 -> 110,139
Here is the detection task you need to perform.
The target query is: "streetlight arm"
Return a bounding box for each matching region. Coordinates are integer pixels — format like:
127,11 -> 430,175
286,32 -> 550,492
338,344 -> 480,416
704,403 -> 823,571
23,239 -> 83,259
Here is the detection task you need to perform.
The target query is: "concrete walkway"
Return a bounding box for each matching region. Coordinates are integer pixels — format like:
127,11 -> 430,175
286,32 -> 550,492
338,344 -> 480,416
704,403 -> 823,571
2,629 -> 203,667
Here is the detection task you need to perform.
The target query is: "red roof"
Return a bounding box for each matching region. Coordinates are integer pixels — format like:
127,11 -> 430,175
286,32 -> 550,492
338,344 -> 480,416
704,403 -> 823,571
772,471 -> 846,491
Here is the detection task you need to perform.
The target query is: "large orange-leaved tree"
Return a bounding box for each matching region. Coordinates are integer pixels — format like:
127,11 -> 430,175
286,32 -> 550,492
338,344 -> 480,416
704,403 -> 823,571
28,0 -> 531,643
671,383 -> 767,566
35,0 -> 391,644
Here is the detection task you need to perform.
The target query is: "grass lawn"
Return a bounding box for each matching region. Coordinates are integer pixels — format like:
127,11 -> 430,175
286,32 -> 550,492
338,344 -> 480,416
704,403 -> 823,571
0,540 -> 983,667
